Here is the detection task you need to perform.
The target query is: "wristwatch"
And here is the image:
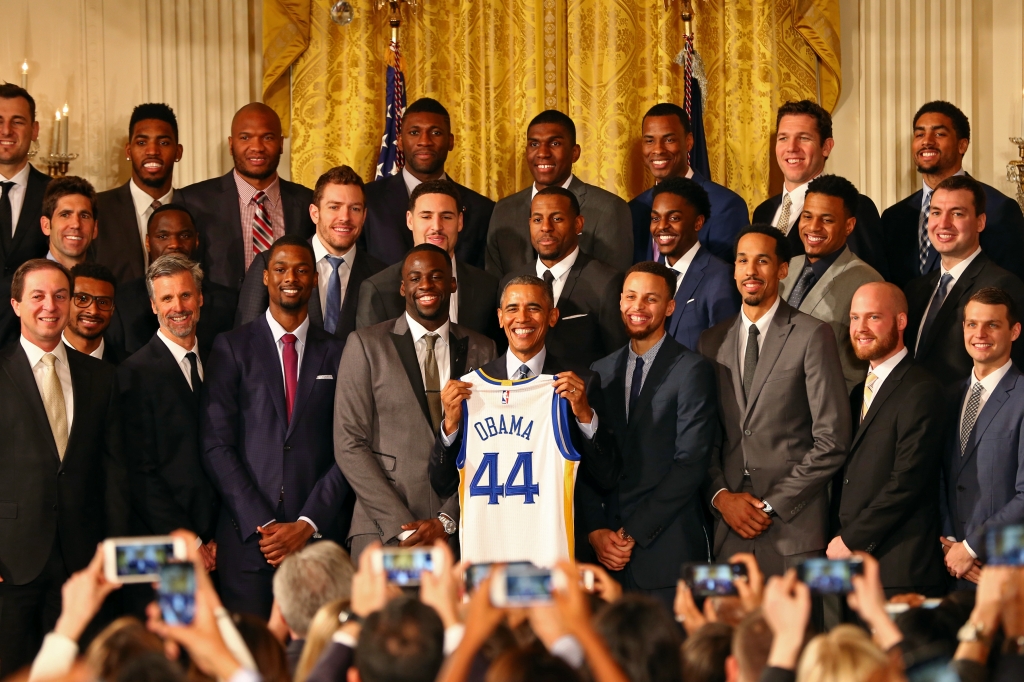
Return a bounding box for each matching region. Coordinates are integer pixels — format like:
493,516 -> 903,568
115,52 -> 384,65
338,610 -> 364,626
438,513 -> 457,535
761,499 -> 776,516
957,620 -> 992,646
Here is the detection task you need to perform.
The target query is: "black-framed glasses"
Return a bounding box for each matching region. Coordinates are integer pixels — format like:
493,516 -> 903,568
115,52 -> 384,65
72,292 -> 114,311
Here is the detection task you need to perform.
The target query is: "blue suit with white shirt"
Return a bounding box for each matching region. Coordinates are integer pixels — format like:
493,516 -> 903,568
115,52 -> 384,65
661,246 -> 740,352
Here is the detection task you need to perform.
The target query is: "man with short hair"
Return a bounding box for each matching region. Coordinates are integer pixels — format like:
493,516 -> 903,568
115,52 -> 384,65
753,100 -> 888,279
726,612 -> 773,682
352,597 -> 445,682
487,109 -> 632,277
94,103 -> 183,284
629,102 -> 748,264
361,98 -> 494,268
883,100 -> 1024,287
40,176 -> 98,271
62,262 -> 126,364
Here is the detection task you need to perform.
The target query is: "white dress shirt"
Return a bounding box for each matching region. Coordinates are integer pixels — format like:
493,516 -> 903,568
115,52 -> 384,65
531,173 -> 574,199
312,234 -> 354,318
738,296 -> 781,382
21,336 -> 74,430
667,241 -> 702,294
535,246 -> 580,307
156,330 -> 204,390
0,163 -> 31,236
61,332 -> 105,360
129,180 -> 174,266
914,246 -> 982,354
921,168 -> 966,211
771,176 -> 816,234
406,313 -> 451,389
864,347 -> 909,405
402,167 -> 449,197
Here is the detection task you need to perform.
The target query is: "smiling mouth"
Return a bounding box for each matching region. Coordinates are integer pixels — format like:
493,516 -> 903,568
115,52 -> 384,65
804,234 -> 826,245
417,294 -> 440,306
535,164 -> 555,172
655,232 -> 678,244
280,286 -> 301,296
511,327 -> 536,338
627,314 -> 650,325
167,311 -> 192,323
142,161 -> 164,171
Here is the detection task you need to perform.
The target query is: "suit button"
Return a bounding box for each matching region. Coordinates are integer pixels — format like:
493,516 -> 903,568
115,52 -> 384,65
284,446 -> 291,452
844,479 -> 849,485
957,485 -> 966,492
744,430 -> 751,436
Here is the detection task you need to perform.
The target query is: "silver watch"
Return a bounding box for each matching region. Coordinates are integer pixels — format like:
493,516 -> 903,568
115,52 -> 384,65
957,620 -> 991,645
438,513 -> 457,535
761,499 -> 776,516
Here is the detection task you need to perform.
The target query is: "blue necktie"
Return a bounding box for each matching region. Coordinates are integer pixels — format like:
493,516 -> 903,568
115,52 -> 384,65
628,357 -> 645,421
918,191 -> 933,276
323,255 -> 345,334
918,272 -> 953,352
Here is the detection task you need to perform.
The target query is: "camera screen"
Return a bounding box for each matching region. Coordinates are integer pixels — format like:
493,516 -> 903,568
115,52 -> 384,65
158,563 -> 195,625
505,563 -> 553,604
116,542 -> 174,577
688,564 -> 741,596
987,525 -> 1024,566
381,550 -> 434,586
798,558 -> 862,594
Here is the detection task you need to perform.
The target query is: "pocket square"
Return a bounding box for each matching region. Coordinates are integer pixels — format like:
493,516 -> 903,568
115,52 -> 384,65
686,299 -> 695,304
561,313 -> 588,320
316,374 -> 334,380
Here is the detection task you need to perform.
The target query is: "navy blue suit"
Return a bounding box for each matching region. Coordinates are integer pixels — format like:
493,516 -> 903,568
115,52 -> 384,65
201,315 -> 351,617
663,247 -> 739,352
629,171 -> 749,264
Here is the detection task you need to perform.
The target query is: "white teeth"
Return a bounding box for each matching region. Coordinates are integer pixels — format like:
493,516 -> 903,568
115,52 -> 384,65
657,235 -> 675,243
513,328 -> 535,336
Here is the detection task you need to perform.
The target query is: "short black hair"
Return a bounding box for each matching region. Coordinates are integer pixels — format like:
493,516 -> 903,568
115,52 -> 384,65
42,176 -> 98,220
404,243 -> 452,270
805,174 -> 859,219
409,178 -> 462,213
626,261 -> 678,301
501,274 -> 554,309
356,597 -> 444,682
264,234 -> 316,268
651,176 -> 711,220
913,101 -> 970,141
0,83 -> 36,120
775,100 -> 833,144
934,174 -> 986,216
594,595 -> 683,682
147,203 -> 195,231
70,262 -> 117,293
735,223 -> 792,264
533,186 -> 580,218
129,103 -> 178,140
528,110 -> 577,145
968,287 -> 1019,326
404,97 -> 450,123
643,102 -> 691,135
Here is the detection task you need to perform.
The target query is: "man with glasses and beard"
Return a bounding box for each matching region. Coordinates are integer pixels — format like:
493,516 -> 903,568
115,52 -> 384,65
61,263 -> 127,364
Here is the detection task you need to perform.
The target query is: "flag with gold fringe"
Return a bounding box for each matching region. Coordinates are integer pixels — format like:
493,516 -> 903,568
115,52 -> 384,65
675,33 -> 710,179
375,38 -> 407,179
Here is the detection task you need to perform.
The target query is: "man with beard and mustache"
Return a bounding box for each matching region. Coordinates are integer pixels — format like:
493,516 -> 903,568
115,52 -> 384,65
202,236 -> 350,617
827,282 -> 946,596
337,244 -> 495,559
62,262 -> 127,364
698,224 -> 850,579
176,103 -> 314,292
94,103 -> 183,284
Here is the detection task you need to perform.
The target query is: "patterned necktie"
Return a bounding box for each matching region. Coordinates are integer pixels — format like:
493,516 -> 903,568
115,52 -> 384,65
742,324 -> 760,398
185,352 -> 202,394
628,357 -> 645,421
40,353 -> 69,460
151,199 -> 162,210
516,364 -> 533,380
787,262 -> 816,308
777,194 -> 794,235
918,191 -> 933,276
960,382 -> 984,455
323,255 -> 346,334
252,190 -> 273,255
0,181 -> 14,256
423,333 -> 442,431
861,372 -> 877,422
282,333 -> 298,422
918,272 -> 953,352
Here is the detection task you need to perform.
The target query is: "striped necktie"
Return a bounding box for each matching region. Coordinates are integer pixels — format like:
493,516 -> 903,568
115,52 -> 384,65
861,372 -> 877,422
252,190 -> 273,255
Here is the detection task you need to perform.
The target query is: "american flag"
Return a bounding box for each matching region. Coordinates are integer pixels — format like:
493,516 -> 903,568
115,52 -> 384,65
375,39 -> 407,179
676,34 -> 711,178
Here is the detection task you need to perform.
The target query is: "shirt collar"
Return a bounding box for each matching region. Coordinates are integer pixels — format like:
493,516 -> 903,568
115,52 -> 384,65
402,167 -> 448,197
21,335 -> 69,368
808,245 -> 847,280
536,246 -> 580,281
923,168 -> 966,197
971,358 -> 1014,392
868,346 -> 908,380
156,329 -> 200,363
782,177 -> 814,206
531,174 -> 575,199
941,246 -> 982,280
629,331 -> 667,364
265,308 -> 310,346
312,234 -> 354,264
404,312 -> 450,346
668,241 -> 701,275
0,163 -> 31,186
740,296 -> 781,338
60,332 -> 105,359
234,170 -> 281,206
506,347 -> 547,379
129,179 -> 174,219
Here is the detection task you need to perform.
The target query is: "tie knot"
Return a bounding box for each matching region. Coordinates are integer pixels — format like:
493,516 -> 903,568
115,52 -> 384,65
253,190 -> 267,204
151,199 -> 162,210
282,333 -> 297,346
186,351 -> 198,363
327,255 -> 345,271
971,382 -> 984,397
747,324 -> 760,338
635,356 -> 645,370
41,352 -> 56,367
542,270 -> 554,285
865,371 -> 877,387
516,364 -> 532,380
0,181 -> 13,193
424,333 -> 438,350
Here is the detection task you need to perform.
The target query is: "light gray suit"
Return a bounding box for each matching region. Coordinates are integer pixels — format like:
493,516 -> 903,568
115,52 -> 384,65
779,248 -> 883,392
484,175 -> 633,278
698,299 -> 851,574
334,315 -> 497,559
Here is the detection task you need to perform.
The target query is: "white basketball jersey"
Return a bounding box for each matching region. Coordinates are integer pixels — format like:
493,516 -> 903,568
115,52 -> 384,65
456,370 -> 581,567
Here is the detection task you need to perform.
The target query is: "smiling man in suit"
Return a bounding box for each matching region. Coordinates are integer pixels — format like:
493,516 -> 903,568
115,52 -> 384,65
62,263 -> 128,364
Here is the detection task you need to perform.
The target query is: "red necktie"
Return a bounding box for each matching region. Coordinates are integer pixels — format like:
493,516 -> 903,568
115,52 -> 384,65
282,333 -> 298,422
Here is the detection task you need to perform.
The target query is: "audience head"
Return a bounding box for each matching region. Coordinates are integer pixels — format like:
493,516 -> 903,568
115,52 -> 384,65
294,598 -> 351,682
0,83 -> 38,172
641,102 -> 693,181
41,175 -> 99,267
66,262 -> 117,346
849,282 -> 908,364
912,101 -> 970,180
621,262 -> 677,342
526,110 -> 580,189
147,253 -> 203,344
800,174 -> 859,261
11,258 -> 71,350
400,243 -> 455,329
147,204 -> 199,260
126,102 -> 182,191
262,234 -> 317,316
928,174 -> 987,263
650,176 -> 710,263
530,186 -> 583,265
774,100 -> 834,188
733,224 -> 791,309
273,540 -> 354,638
231,612 -> 291,682
593,595 -> 683,682
964,287 -> 1021,372
794,625 -> 892,682
498,274 -> 557,361
407,178 -> 463,256
484,644 -> 583,682
727,612 -> 773,682
400,98 -> 454,180
682,622 -> 733,682
114,652 -> 184,682
84,616 -> 164,682
353,596 -> 445,682
312,165 -> 366,256
230,102 -> 283,185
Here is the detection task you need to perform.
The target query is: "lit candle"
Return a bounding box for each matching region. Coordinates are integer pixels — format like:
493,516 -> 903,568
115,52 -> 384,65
20,60 -> 27,89
51,111 -> 60,154
61,104 -> 69,155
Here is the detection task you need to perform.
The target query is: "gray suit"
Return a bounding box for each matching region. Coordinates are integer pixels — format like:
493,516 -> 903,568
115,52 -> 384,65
333,315 -> 497,558
484,176 -> 633,278
698,299 -> 851,572
779,249 -> 883,392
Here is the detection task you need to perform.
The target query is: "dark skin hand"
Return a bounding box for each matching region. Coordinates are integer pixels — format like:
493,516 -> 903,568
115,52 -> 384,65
589,528 -> 635,572
256,521 -> 314,566
399,519 -> 448,547
715,491 -> 772,539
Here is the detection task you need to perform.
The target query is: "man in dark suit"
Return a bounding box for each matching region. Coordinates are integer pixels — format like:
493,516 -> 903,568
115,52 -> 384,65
904,175 -> 1024,386
107,204 -> 238,358
649,176 -> 739,351
176,103 -> 315,292
40,176 -> 98,272
499,187 -> 627,368
360,98 -> 494,269
941,288 -> 1024,587
62,263 -> 127,364
236,165 -> 385,348
93,103 -> 183,284
828,282 -> 946,596
486,110 -> 632,277
698,225 -> 850,576
882,100 -> 1024,288
0,259 -> 128,675
356,179 -> 501,343
579,262 -> 718,610
629,102 -> 748,265
751,100 -> 888,279
202,235 -> 351,618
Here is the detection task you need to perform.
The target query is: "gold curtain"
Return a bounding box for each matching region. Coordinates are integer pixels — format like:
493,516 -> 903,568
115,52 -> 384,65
263,0 -> 313,132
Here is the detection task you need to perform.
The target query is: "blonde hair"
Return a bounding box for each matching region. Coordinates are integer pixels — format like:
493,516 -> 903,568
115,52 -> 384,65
795,625 -> 891,682
293,598 -> 350,682
84,616 -> 164,682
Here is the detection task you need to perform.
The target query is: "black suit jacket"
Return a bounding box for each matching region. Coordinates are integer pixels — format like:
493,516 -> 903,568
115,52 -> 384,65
97,340 -> 129,366
175,172 -> 315,291
832,355 -> 947,594
94,182 -> 147,285
359,173 -> 495,269
753,192 -> 889,280
500,253 -> 627,368
117,334 -> 219,541
0,341 -> 129,584
904,252 -> 1024,385
0,166 -> 51,348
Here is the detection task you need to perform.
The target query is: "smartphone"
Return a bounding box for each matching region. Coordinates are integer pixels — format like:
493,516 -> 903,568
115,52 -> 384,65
464,563 -> 494,592
796,557 -> 864,594
489,562 -> 566,607
681,563 -> 749,597
103,536 -> 187,584
371,547 -> 442,587
986,524 -> 1024,566
158,562 -> 196,625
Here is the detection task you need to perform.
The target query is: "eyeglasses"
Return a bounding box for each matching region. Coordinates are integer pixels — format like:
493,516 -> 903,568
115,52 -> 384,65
72,292 -> 114,311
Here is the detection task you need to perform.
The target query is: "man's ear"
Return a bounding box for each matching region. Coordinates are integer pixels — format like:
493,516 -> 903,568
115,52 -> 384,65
347,667 -> 361,682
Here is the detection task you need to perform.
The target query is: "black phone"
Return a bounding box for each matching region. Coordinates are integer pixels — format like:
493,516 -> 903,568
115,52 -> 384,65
796,558 -> 864,594
681,562 -> 748,597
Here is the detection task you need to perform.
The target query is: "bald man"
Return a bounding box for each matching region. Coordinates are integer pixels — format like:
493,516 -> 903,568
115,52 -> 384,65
828,282 -> 947,595
176,103 -> 315,291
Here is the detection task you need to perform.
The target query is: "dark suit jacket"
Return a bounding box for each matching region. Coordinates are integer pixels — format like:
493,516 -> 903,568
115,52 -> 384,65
752,192 -> 889,281
94,182 -> 147,285
235,240 -> 386,348
356,260 -> 502,344
833,355 -> 947,594
0,341 -> 129,584
904,252 -> 1024,385
305,641 -> 354,682
665,247 -> 740,352
117,334 -> 219,541
579,336 -> 719,588
500,253 -> 627,369
175,172 -> 315,291
630,170 -> 749,264
201,316 -> 351,570
882,181 -> 1024,288
0,166 -> 51,348
98,340 -> 130,366
360,172 -> 494,269
941,366 -> 1024,559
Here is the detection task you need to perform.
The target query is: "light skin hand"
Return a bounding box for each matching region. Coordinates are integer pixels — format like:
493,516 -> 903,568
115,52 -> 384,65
420,540 -> 461,628
440,380 -> 472,436
673,581 -> 708,636
578,563 -> 623,603
943,540 -> 977,578
846,552 -> 902,650
826,535 -> 853,559
54,544 -> 121,642
762,570 -> 811,670
728,553 -> 764,613
352,543 -> 401,617
588,529 -> 634,572
715,491 -> 771,538
552,372 -> 593,423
